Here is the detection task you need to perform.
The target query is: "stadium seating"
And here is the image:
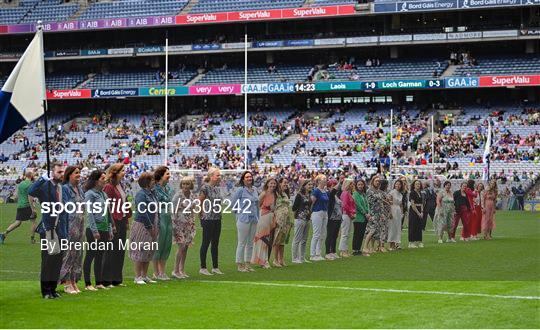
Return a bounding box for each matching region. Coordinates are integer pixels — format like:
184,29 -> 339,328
79,0 -> 189,20
312,0 -> 357,5
197,66 -> 310,85
19,0 -> 78,23
190,0 -> 305,14
46,74 -> 86,89
83,70 -> 197,88
453,57 -> 540,76
326,59 -> 447,80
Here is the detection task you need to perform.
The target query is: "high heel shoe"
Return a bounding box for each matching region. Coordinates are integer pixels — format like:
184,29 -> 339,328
272,261 -> 282,268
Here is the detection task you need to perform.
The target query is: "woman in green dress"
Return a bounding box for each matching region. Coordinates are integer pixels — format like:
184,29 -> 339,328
153,166 -> 174,280
434,181 -> 454,243
272,177 -> 294,267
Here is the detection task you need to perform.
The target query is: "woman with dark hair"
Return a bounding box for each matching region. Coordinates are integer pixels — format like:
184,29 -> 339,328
434,181 -> 454,243
291,180 -> 313,263
400,177 -> 409,229
153,166 -> 173,280
353,179 -> 370,256
172,176 -> 196,279
60,166 -> 84,294
378,179 -> 391,252
130,172 -> 159,285
83,170 -> 114,291
471,182 -> 484,240
103,163 -> 131,287
387,180 -> 404,250
408,180 -> 424,248
232,171 -> 259,272
251,177 -> 277,269
325,179 -> 342,260
451,182 -> 471,243
461,179 -> 478,241
272,177 -> 293,267
366,175 -> 385,253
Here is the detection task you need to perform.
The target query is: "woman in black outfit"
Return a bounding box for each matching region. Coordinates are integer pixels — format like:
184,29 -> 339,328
408,180 -> 425,249
325,180 -> 341,260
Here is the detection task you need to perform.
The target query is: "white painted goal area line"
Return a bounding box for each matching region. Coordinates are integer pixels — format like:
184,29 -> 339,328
199,280 -> 540,301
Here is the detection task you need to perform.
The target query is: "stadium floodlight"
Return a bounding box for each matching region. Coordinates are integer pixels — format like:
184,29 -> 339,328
457,26 -> 468,32
443,27 -> 454,32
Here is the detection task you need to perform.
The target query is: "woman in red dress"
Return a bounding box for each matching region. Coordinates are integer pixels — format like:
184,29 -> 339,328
461,180 -> 477,241
472,183 -> 485,240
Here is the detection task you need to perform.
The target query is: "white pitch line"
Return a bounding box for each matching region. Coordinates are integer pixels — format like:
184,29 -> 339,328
199,280 -> 540,301
0,270 -> 40,274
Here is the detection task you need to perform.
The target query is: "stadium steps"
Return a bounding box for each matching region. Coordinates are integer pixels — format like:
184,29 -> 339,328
440,64 -> 458,78
76,73 -> 95,88
267,133 -> 300,154
181,0 -> 197,14
68,0 -> 89,21
302,0 -> 316,6
186,72 -> 205,86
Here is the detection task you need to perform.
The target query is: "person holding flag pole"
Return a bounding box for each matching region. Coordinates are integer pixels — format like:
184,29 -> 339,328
0,22 -> 66,299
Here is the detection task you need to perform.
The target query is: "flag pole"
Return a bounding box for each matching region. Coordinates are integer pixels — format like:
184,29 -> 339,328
37,21 -> 51,176
164,31 -> 169,166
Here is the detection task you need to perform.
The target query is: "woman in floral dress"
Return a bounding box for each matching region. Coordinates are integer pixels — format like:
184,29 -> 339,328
172,176 -> 196,279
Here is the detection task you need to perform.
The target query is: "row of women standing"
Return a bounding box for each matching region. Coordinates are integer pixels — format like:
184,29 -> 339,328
55,165 -> 499,297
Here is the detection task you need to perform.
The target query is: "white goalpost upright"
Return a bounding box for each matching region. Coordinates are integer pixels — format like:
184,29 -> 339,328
164,35 -> 169,166
244,32 -> 248,172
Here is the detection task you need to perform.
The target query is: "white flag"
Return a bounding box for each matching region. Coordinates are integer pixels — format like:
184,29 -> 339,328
0,28 -> 46,143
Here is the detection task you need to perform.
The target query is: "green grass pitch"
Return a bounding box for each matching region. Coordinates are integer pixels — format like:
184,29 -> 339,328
0,204 -> 538,328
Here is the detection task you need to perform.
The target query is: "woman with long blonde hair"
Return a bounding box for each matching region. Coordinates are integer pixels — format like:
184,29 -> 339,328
251,177 -> 278,268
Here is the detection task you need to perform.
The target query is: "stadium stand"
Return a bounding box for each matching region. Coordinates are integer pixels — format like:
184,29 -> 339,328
79,0 -> 189,20
189,0 -> 305,14
452,56 -> 540,76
